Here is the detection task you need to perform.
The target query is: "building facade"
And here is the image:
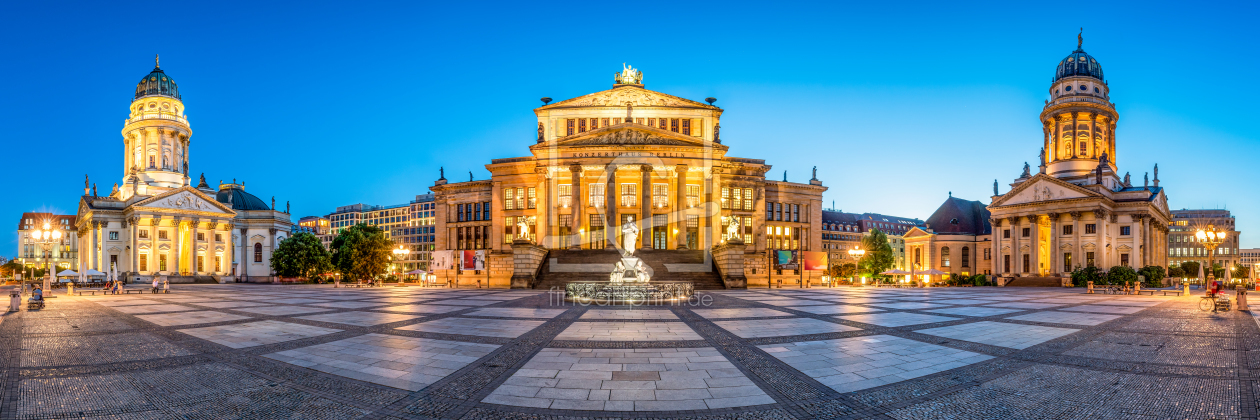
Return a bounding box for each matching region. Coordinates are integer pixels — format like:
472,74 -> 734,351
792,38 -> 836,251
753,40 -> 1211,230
295,216 -> 330,236
904,196 -> 994,281
987,38 -> 1171,279
430,68 -> 826,287
1168,209 -> 1241,270
75,59 -> 292,283
16,213 -> 79,275
821,210 -> 923,271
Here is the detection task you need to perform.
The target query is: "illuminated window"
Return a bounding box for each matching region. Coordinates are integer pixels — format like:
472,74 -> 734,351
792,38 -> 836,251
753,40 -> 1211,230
744,188 -> 753,211
941,247 -> 950,267
721,187 -> 730,209
516,187 -> 526,210
527,187 -> 536,209
159,254 -> 167,271
732,188 -> 742,210
158,230 -> 168,240
589,183 -> 605,208
652,184 -> 668,208
504,188 -> 515,210
139,254 -> 148,271
558,184 -> 571,207
621,183 -> 637,207
685,185 -> 700,208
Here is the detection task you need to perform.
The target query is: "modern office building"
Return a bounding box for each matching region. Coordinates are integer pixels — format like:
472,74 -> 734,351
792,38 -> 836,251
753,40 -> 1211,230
1168,209 -> 1241,270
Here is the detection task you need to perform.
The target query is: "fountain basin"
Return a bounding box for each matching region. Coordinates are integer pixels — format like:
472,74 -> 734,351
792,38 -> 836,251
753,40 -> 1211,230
564,281 -> 694,304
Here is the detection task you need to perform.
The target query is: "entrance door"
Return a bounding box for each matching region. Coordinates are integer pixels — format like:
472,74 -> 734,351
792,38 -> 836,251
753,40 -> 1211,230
652,215 -> 668,249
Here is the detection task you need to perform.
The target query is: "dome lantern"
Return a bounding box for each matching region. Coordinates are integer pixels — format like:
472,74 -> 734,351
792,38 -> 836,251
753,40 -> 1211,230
134,54 -> 181,100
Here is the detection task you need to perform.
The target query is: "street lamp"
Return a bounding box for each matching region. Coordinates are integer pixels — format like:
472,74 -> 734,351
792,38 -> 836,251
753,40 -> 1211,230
1195,224 -> 1227,292
392,246 -> 410,280
848,246 -> 865,285
28,222 -> 63,297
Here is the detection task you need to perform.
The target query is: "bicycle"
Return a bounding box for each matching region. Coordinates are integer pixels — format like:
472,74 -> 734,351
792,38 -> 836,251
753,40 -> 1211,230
1198,292 -> 1231,312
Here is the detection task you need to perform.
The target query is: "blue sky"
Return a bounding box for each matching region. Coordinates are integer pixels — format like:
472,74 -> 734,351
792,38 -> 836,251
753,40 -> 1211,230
2,0 -> 1257,256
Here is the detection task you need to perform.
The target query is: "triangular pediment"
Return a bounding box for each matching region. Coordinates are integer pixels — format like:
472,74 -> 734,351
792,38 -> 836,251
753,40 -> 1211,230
992,174 -> 1100,207
544,124 -> 716,148
903,227 -> 933,239
541,85 -> 714,109
132,187 -> 236,215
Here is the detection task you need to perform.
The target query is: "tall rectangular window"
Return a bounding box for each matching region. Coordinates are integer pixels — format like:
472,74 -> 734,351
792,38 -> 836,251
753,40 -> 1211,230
1086,251 -> 1095,267
504,188 -> 515,210
765,201 -> 774,220
657,118 -> 667,129
527,187 -> 537,209
621,183 -> 637,207
601,118 -> 609,128
681,119 -> 690,135
670,118 -> 679,132
197,256 -> 204,272
215,255 -> 221,272
566,119 -> 574,136
139,254 -> 148,271
961,247 -> 970,268
647,118 -> 656,127
557,184 -> 571,208
776,203 -> 783,221
589,215 -> 605,249
516,187 -> 525,210
731,188 -> 742,210
1120,253 -> 1130,266
1022,254 -> 1030,272
685,185 -> 700,208
793,204 -> 800,222
743,188 -> 753,210
652,184 -> 668,208
139,229 -> 149,239
159,254 -> 168,271
1003,255 -> 1010,272
721,187 -> 730,209
159,230 -> 168,240
1063,253 -> 1072,272
1003,229 -> 1010,239
743,216 -> 753,244
505,216 -> 516,243
578,118 -> 587,133
457,204 -> 465,222
589,183 -> 605,208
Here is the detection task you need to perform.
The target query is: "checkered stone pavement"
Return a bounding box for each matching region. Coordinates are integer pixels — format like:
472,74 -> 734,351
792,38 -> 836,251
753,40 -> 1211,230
4,283 -> 1246,420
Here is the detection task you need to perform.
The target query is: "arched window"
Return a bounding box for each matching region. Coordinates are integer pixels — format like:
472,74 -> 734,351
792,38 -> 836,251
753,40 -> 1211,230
941,246 -> 951,267
961,247 -> 970,268
253,243 -> 262,262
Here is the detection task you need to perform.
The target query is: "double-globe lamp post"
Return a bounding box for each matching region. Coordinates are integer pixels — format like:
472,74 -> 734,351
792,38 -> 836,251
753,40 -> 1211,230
28,222 -> 63,297
392,246 -> 410,281
848,246 -> 865,285
1195,224 -> 1227,292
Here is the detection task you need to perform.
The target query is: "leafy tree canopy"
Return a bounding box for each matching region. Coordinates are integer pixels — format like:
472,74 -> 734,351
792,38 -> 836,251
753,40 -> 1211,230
859,229 -> 895,278
330,224 -> 394,281
271,232 -> 333,280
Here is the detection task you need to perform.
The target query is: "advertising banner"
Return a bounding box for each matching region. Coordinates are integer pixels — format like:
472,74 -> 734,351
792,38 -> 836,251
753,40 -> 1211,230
801,251 -> 828,271
431,251 -> 455,270
462,250 -> 486,270
773,250 -> 799,270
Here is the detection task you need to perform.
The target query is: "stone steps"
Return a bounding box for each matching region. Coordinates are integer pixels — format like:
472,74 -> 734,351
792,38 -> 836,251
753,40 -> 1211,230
533,250 -> 726,290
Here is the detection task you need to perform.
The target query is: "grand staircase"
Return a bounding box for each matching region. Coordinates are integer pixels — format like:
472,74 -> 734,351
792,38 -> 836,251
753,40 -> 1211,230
532,249 -> 727,291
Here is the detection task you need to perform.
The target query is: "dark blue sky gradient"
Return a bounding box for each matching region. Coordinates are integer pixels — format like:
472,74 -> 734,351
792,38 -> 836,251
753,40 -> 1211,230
2,1 -> 1257,256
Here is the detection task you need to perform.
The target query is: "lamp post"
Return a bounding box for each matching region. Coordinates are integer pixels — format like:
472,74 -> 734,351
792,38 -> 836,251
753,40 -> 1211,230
28,222 -> 64,297
848,246 -> 865,286
392,246 -> 410,282
1195,225 -> 1227,293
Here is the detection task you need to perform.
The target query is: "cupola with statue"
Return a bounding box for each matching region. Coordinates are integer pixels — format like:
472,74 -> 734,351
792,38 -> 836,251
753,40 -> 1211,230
1040,29 -> 1119,182
120,55 -> 193,199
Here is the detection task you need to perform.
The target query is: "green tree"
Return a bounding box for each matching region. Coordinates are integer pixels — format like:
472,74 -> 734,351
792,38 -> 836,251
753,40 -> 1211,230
271,232 -> 333,280
1211,263 -> 1225,279
1137,265 -> 1165,287
1167,265 -> 1185,278
1,259 -> 21,277
828,263 -> 857,280
330,224 -> 394,282
858,229 -> 895,280
1231,265 -> 1250,280
1180,261 -> 1201,279
972,273 -> 990,286
1071,265 -> 1104,286
1107,266 -> 1138,285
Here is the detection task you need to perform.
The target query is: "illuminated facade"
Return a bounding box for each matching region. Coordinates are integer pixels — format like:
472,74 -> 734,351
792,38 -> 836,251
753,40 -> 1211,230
75,59 -> 292,283
430,68 -> 826,287
987,37 -> 1170,279
1167,209 -> 1241,269
16,213 -> 79,274
904,196 -> 994,280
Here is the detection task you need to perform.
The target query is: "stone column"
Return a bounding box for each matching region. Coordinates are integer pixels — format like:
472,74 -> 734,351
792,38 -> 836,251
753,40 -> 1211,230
269,228 -> 278,281
1047,213 -> 1060,275
709,168 -> 722,251
990,218 -> 1001,276
1008,217 -> 1020,274
1070,211 -> 1081,269
88,221 -> 99,271
1089,113 -> 1098,159
1138,214 -> 1150,267
190,219 -> 200,274
606,164 -> 617,249
675,164 -> 688,250
1029,215 -> 1041,276
129,217 -> 139,274
569,164 -> 583,250
171,217 -> 182,275
221,222 -> 233,276
640,164 -> 652,250
704,169 -> 715,252
1093,209 -> 1107,268
1070,112 -> 1079,157
240,227 -> 249,281
536,167 -> 551,248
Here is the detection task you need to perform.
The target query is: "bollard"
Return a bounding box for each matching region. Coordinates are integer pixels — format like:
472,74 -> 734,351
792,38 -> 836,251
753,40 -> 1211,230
1237,289 -> 1249,311
1087,281 -> 1094,294
776,279 -> 782,289
9,292 -> 19,312
1184,283 -> 1191,295
476,279 -> 482,289
68,283 -> 75,295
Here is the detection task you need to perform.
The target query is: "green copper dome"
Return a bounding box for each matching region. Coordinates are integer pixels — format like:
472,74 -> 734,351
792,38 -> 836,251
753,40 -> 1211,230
134,60 -> 180,100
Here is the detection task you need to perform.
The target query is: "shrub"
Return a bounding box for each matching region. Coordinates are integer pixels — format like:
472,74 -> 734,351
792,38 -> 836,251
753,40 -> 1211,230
1167,266 -> 1185,278
1071,265 -> 1104,287
1107,266 -> 1138,285
1138,266 -> 1166,287
973,274 -> 989,286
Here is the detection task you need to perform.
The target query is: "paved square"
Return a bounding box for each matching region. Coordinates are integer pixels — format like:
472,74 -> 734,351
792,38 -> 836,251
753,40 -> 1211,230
465,308 -> 568,318
135,311 -> 252,327
580,309 -> 679,320
869,302 -> 953,310
309,301 -> 388,309
112,304 -> 198,314
554,322 -> 702,341
984,302 -> 1065,310
916,321 -> 1079,349
1006,311 -> 1122,326
376,304 -> 468,314
267,298 -> 330,305
483,347 -> 774,411
265,333 -> 498,391
758,335 -> 992,392
925,306 -> 1024,317
179,320 -> 342,348
298,311 -> 421,326
713,318 -> 859,338
442,299 -> 503,306
397,317 -> 545,338
690,308 -> 792,319
188,300 -> 272,309
839,312 -> 960,327
1059,304 -> 1147,314
233,305 -> 336,316
786,305 -> 883,315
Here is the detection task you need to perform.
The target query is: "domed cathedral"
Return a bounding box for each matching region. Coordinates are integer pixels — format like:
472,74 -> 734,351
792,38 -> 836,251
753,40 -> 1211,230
987,34 -> 1171,285
75,56 -> 293,284
430,65 -> 828,288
